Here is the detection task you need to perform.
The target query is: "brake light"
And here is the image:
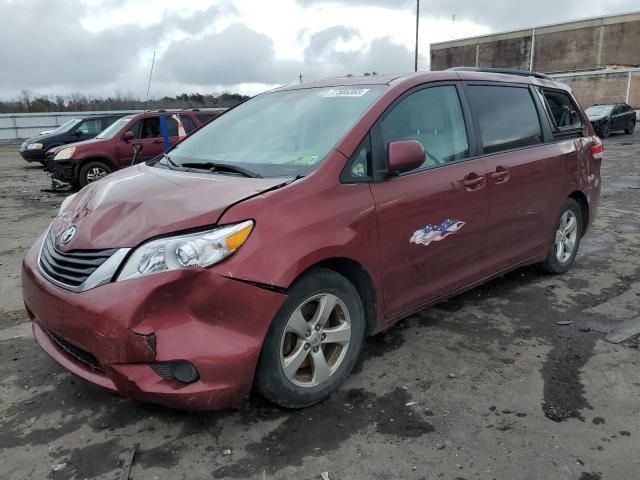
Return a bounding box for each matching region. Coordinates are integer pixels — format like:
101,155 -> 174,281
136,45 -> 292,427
591,141 -> 604,160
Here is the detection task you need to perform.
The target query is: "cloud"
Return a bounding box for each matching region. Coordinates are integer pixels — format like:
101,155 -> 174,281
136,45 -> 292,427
0,0 -> 230,97
158,23 -> 413,87
295,0 -> 640,30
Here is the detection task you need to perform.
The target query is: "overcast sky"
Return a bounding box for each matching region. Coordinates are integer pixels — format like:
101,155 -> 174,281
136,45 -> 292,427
0,0 -> 638,100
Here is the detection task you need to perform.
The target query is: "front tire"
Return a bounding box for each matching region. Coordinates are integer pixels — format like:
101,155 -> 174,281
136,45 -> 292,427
255,268 -> 365,408
78,161 -> 113,188
539,198 -> 583,274
599,122 -> 611,138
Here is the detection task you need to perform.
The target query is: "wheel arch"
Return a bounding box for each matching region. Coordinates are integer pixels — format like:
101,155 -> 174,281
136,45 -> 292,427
295,257 -> 379,336
568,190 -> 589,237
75,156 -> 118,175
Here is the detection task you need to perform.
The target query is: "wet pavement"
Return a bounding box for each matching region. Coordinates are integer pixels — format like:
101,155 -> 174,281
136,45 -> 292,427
0,133 -> 639,480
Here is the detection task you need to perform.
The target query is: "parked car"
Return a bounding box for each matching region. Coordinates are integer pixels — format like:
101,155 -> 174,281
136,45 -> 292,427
44,109 -> 223,187
586,103 -> 636,138
22,69 -> 602,411
19,115 -> 126,163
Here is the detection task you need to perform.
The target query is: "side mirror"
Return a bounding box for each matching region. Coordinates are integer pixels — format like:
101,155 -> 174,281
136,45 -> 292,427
387,140 -> 426,174
71,130 -> 83,137
122,131 -> 135,142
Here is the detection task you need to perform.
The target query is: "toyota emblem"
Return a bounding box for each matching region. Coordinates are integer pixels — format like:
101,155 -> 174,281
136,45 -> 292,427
59,226 -> 77,245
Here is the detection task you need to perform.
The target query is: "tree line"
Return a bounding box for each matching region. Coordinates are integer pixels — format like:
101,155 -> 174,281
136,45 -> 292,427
0,90 -> 250,114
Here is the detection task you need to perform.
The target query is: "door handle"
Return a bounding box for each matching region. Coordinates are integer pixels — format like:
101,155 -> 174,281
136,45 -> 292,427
463,173 -> 486,191
152,139 -> 163,144
490,166 -> 510,183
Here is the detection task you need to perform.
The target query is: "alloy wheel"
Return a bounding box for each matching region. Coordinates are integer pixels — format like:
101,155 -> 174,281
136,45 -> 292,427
279,293 -> 351,388
86,167 -> 108,183
554,210 -> 578,263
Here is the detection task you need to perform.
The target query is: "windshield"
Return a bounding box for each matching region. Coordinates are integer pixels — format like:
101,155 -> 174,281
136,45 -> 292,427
96,116 -> 132,139
53,118 -> 81,133
586,105 -> 613,116
166,85 -> 386,177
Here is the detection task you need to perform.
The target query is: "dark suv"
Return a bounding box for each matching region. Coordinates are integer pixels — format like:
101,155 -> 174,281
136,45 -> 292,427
19,115 -> 126,163
586,103 -> 636,138
45,109 -> 224,187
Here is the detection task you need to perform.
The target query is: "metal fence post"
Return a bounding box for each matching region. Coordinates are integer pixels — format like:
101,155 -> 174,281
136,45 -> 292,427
12,115 -> 19,140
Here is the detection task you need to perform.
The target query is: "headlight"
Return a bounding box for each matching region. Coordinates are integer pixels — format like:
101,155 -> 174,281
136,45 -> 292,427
54,147 -> 76,161
27,143 -> 43,150
58,192 -> 77,215
117,220 -> 254,281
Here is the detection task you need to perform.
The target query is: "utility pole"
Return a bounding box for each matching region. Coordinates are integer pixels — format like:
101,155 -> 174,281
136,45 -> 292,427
414,0 -> 420,72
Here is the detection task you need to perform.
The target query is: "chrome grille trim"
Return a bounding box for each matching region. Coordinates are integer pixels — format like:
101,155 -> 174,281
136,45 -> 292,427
37,228 -> 131,292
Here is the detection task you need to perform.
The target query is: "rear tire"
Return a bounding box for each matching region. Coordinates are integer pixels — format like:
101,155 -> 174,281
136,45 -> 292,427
625,119 -> 636,135
539,198 -> 583,274
78,161 -> 113,188
255,268 -> 365,408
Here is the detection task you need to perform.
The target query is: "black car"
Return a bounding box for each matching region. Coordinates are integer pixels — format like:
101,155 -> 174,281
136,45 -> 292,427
586,103 -> 637,138
19,115 -> 126,163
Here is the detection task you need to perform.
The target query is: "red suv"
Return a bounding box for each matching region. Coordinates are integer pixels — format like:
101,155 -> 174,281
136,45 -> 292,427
22,70 -> 602,411
44,109 -> 224,187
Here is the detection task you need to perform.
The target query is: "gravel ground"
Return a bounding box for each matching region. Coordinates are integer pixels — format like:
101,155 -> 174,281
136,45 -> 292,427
1,133 -> 639,480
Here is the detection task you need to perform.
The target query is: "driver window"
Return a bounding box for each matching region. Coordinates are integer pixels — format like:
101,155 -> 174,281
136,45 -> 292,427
380,85 -> 469,170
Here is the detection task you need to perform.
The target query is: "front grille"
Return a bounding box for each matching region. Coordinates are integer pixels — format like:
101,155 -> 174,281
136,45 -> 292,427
39,231 -> 117,288
48,330 -> 103,371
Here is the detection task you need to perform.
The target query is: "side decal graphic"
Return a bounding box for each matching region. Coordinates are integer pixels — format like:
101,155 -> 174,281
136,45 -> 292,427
410,219 -> 466,246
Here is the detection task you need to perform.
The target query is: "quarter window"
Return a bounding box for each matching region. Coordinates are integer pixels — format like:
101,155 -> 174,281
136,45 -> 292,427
468,85 -> 542,154
380,85 -> 469,170
541,89 -> 582,129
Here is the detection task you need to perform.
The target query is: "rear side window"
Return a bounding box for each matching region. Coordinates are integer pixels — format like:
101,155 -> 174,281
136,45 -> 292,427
541,89 -> 582,129
380,85 -> 470,170
77,118 -> 102,135
180,116 -> 197,133
196,113 -> 217,124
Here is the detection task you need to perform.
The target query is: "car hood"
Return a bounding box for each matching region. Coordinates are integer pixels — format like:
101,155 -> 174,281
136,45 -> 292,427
588,115 -> 608,121
48,137 -> 107,155
50,163 -> 289,251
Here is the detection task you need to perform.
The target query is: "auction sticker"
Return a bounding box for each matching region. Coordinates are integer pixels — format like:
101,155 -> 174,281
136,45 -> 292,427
321,88 -> 370,97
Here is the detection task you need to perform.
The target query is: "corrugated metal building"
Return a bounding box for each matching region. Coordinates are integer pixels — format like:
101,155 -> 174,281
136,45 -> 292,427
430,11 -> 640,108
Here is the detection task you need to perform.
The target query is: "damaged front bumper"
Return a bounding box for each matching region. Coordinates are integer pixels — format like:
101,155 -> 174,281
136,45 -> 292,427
22,235 -> 288,410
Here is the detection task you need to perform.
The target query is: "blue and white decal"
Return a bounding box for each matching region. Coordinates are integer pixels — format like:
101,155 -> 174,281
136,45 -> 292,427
410,219 -> 466,246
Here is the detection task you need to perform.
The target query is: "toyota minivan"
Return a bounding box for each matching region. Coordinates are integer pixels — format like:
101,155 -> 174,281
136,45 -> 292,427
22,69 -> 602,410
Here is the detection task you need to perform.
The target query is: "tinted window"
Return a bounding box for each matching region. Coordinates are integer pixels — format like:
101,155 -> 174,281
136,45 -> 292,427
196,113 -> 217,124
139,118 -> 161,139
541,90 -> 582,129
181,116 -> 197,133
77,118 -> 102,135
468,86 -> 542,154
380,85 -> 469,169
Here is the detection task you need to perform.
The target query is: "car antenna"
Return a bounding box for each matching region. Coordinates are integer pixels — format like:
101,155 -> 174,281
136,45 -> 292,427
132,50 -> 156,166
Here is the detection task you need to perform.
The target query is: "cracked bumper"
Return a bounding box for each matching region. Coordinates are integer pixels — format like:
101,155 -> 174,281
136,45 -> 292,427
22,236 -> 287,410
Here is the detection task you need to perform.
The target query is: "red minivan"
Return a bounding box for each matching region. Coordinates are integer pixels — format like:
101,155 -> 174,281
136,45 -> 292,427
22,70 -> 602,410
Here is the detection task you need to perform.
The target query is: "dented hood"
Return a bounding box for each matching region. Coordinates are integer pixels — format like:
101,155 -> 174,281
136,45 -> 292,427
51,164 -> 287,251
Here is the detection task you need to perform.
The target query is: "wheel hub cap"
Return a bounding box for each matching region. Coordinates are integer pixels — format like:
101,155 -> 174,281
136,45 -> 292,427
279,293 -> 352,388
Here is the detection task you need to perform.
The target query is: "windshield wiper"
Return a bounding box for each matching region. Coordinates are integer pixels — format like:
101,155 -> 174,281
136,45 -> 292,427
158,153 -> 179,168
179,162 -> 262,178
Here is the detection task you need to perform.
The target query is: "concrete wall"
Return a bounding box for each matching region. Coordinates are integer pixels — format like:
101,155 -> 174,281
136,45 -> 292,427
552,70 -> 640,109
430,12 -> 640,72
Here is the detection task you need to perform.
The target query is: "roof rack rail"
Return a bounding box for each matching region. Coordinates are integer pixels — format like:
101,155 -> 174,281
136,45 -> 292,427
447,67 -> 553,80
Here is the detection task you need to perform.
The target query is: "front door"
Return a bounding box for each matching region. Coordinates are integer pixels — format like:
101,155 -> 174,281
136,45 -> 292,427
369,84 -> 489,319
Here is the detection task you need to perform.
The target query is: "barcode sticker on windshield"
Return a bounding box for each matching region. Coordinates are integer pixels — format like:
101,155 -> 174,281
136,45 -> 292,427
321,88 -> 370,98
